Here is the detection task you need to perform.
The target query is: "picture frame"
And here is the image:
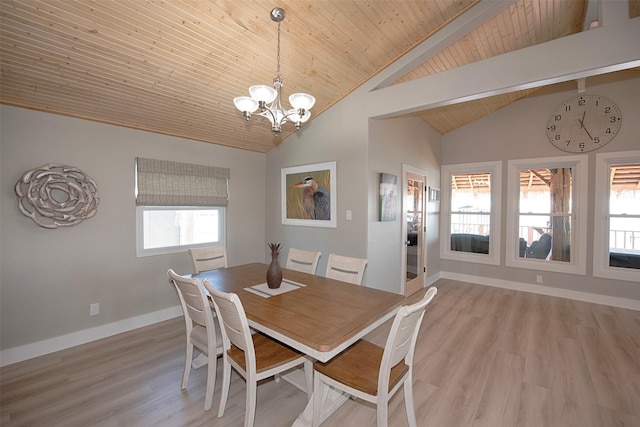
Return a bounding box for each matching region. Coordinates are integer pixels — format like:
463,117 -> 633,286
429,186 -> 440,202
379,173 -> 397,221
281,161 -> 337,228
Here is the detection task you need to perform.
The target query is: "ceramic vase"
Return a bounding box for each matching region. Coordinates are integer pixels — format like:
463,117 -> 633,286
266,243 -> 282,289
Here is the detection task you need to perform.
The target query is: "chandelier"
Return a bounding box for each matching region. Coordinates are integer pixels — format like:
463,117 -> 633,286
233,7 -> 315,135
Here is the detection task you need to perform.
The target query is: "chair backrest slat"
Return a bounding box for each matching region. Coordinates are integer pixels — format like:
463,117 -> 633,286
190,246 -> 228,273
325,253 -> 367,285
286,248 -> 321,274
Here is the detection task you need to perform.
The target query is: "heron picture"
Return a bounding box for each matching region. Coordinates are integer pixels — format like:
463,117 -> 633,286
281,161 -> 337,228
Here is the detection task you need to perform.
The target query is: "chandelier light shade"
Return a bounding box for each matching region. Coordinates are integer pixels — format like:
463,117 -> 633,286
233,7 -> 315,135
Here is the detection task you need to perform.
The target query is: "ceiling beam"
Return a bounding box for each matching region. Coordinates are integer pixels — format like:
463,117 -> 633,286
366,0 -> 640,119
364,0 -> 518,91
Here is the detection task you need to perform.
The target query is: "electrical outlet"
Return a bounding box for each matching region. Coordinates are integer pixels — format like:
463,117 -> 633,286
346,210 -> 352,220
90,303 -> 100,316
536,275 -> 542,283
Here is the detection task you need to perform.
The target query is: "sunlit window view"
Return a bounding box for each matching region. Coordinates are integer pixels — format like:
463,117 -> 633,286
517,167 -> 573,262
142,209 -> 221,250
608,163 -> 640,270
450,172 -> 491,254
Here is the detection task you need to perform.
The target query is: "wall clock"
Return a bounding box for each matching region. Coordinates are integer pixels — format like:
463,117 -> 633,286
546,95 -> 622,153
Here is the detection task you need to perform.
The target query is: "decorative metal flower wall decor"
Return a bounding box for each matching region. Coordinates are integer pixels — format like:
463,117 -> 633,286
15,164 -> 100,229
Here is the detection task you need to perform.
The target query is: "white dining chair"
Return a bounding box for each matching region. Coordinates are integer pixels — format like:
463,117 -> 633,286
203,280 -> 313,427
286,247 -> 321,274
325,253 -> 367,285
312,286 -> 437,427
189,246 -> 228,273
167,269 -> 223,411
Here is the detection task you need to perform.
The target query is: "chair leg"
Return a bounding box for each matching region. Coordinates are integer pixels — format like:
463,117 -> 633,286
376,394 -> 389,427
217,357 -> 231,418
303,358 -> 313,400
245,376 -> 257,427
204,351 -> 216,411
403,378 -> 417,427
312,373 -> 323,427
181,343 -> 193,389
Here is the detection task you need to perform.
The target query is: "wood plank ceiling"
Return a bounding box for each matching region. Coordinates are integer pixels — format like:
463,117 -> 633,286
0,1 -> 637,153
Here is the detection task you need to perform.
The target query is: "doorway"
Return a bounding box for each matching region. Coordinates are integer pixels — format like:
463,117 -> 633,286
403,166 -> 427,297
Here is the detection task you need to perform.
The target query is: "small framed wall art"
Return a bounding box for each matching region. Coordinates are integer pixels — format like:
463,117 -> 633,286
379,173 -> 397,221
428,186 -> 440,202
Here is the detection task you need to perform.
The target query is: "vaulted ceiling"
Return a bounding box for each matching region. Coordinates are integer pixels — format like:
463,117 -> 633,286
1,1 -> 638,153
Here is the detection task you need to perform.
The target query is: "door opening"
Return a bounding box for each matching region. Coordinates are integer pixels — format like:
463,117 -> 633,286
403,168 -> 427,297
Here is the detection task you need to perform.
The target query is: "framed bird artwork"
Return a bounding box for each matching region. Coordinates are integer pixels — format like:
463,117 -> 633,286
282,161 -> 337,228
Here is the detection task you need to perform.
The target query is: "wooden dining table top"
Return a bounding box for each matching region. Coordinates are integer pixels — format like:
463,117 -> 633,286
190,262 -> 405,362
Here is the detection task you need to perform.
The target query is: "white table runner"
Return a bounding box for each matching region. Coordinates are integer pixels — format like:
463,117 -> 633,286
244,279 -> 305,298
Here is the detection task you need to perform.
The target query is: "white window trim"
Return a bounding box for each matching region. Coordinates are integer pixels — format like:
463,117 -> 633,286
593,150 -> 640,283
440,161 -> 502,266
505,155 -> 587,275
135,206 -> 226,257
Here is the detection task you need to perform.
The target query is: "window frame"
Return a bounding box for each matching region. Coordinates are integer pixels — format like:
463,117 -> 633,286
593,150 -> 640,282
505,155 -> 587,275
440,161 -> 502,266
135,205 -> 226,257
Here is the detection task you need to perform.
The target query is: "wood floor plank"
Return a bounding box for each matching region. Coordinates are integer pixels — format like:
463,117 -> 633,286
2,279 -> 639,426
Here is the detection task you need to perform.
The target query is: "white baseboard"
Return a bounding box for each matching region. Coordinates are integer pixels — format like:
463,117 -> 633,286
425,271 -> 442,287
441,272 -> 640,311
0,305 -> 183,367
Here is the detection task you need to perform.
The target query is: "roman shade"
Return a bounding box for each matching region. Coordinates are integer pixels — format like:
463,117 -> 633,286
136,158 -> 229,206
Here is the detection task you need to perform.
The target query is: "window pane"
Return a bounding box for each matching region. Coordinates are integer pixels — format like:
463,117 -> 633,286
450,213 -> 490,235
607,163 -> 640,270
451,173 -> 491,212
520,168 -> 572,214
143,209 -> 220,250
610,217 -> 640,251
518,214 -> 551,245
450,172 -> 491,254
518,167 -> 572,262
610,164 -> 640,215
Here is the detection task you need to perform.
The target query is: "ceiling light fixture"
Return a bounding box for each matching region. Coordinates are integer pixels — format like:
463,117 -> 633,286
233,7 -> 315,135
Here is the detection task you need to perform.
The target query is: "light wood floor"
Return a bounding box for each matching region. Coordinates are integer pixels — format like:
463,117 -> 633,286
2,279 -> 639,426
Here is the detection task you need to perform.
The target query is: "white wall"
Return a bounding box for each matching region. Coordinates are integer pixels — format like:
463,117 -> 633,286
441,73 -> 640,303
0,106 -> 266,358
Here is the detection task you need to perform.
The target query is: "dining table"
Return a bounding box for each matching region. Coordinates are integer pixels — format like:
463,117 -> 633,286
190,262 -> 405,363
189,262 -> 406,426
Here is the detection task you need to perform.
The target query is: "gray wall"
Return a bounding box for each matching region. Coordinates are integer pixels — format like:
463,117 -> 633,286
0,106 -> 266,351
367,117 -> 441,293
263,80 -> 443,294
441,73 -> 640,301
264,92 -> 370,281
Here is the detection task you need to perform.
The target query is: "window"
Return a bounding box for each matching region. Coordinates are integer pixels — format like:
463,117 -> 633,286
594,151 -> 640,282
135,158 -> 229,257
505,156 -> 587,274
441,161 -> 501,265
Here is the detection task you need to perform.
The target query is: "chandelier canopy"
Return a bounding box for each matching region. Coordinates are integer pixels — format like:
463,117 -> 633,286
233,7 -> 315,135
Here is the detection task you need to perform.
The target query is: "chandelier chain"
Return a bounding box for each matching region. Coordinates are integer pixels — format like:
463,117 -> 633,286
276,20 -> 281,78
